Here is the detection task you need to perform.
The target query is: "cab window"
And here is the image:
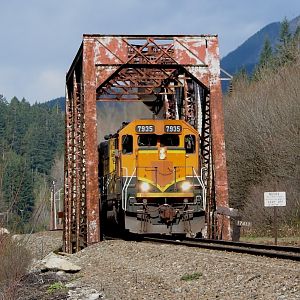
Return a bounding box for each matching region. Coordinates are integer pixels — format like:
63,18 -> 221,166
185,135 -> 196,153
122,135 -> 133,154
160,134 -> 179,146
138,134 -> 157,146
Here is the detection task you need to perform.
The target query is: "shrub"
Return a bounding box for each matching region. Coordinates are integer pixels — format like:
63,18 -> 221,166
47,282 -> 66,293
0,234 -> 31,299
224,53 -> 300,234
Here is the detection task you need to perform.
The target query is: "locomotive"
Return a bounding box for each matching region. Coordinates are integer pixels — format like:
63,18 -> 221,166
99,119 -> 206,237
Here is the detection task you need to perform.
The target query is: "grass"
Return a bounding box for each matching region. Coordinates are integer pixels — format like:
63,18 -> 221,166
47,282 -> 67,293
180,272 -> 202,281
239,235 -> 300,246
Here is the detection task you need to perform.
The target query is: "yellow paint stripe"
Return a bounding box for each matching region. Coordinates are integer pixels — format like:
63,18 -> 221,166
167,150 -> 185,153
138,150 -> 158,153
138,149 -> 186,153
137,192 -> 194,198
137,177 -> 187,192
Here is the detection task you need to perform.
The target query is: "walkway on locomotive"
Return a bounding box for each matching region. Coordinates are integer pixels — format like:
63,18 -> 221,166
119,119 -> 206,208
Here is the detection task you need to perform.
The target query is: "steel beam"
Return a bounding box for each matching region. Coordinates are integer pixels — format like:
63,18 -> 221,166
82,39 -> 100,246
206,38 -> 230,240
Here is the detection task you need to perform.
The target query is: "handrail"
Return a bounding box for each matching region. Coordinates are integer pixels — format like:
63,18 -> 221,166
124,168 -> 136,211
121,167 -> 129,210
193,167 -> 207,210
200,167 -> 207,210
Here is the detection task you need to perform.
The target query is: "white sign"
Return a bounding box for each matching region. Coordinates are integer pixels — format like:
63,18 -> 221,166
264,192 -> 286,207
236,220 -> 252,227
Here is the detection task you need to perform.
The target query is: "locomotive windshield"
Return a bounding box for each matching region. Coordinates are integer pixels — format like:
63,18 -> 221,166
138,134 -> 157,146
122,134 -> 133,154
160,134 -> 179,146
137,134 -> 180,147
184,135 -> 196,153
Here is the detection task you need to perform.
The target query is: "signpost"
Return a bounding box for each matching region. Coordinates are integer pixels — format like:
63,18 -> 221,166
264,192 -> 286,245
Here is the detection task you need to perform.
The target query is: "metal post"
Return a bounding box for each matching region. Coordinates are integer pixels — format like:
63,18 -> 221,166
274,206 -> 278,245
83,38 -> 100,245
207,38 -> 230,240
19,209 -> 24,229
53,181 -> 57,230
58,189 -> 61,215
50,184 -> 54,231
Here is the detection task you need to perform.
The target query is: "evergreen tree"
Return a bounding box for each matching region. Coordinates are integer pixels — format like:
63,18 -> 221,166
252,37 -> 274,81
292,25 -> 300,53
0,95 -> 8,146
235,66 -> 249,80
0,96 -> 65,232
276,17 -> 294,64
230,66 -> 249,93
279,17 -> 292,46
2,151 -> 34,226
294,25 -> 300,40
259,37 -> 273,68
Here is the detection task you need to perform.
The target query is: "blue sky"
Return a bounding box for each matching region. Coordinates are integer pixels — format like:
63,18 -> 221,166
0,0 -> 299,103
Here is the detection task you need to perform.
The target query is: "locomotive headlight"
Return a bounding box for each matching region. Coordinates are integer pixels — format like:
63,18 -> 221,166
181,181 -> 192,192
140,182 -> 150,192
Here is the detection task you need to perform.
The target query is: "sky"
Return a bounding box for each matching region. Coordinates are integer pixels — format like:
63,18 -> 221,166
0,0 -> 299,103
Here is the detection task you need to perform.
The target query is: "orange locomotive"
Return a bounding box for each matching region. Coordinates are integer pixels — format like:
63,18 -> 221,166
99,119 -> 206,237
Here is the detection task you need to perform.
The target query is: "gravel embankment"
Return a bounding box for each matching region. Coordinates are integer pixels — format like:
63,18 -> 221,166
19,231 -> 63,260
69,239 -> 300,300
23,232 -> 300,299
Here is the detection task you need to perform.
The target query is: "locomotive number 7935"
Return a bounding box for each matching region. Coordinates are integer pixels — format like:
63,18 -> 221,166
164,125 -> 182,133
135,125 -> 155,133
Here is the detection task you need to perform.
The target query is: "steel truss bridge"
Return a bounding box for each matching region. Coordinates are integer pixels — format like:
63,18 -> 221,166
64,35 -> 230,253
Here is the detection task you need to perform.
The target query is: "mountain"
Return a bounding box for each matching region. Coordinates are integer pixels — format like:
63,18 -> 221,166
221,16 -> 300,76
289,15 -> 300,32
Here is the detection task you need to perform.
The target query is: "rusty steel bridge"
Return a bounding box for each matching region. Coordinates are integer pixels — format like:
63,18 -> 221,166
63,35 -> 230,253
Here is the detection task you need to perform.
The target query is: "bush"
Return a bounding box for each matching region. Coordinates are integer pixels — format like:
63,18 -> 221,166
224,52 -> 300,233
0,233 -> 31,299
241,177 -> 300,236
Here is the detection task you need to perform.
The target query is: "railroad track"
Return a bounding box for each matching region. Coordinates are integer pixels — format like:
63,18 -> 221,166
139,236 -> 300,261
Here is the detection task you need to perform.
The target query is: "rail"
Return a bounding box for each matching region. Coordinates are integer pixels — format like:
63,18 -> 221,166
140,236 -> 300,261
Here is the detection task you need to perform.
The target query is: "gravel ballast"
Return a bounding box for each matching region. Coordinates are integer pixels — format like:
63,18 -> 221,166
69,239 -> 300,300
22,232 -> 300,299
